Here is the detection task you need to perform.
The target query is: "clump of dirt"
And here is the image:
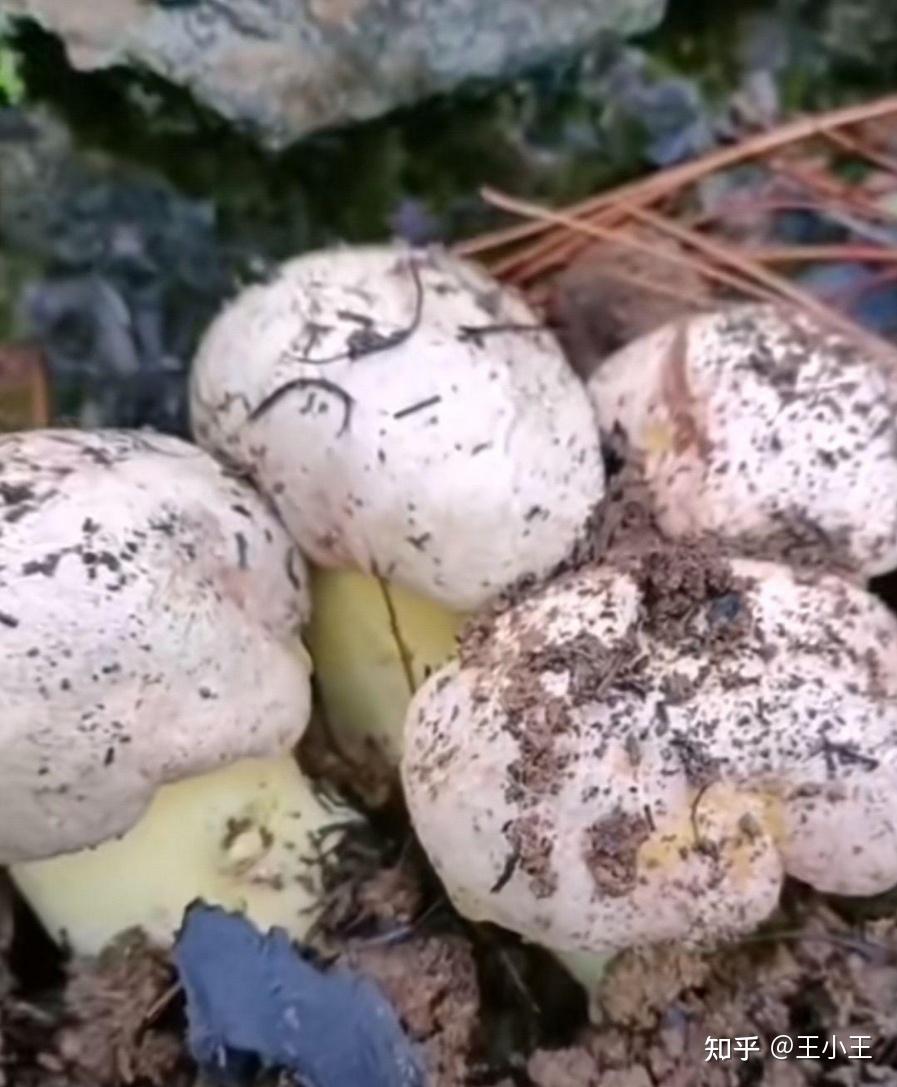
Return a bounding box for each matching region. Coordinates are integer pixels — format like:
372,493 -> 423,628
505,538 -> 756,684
308,824 -> 486,1086
54,934 -> 187,1087
582,810 -> 653,899
617,531 -> 749,649
342,936 -> 480,1087
299,709 -> 399,810
0,900 -> 191,1087
518,886 -> 897,1086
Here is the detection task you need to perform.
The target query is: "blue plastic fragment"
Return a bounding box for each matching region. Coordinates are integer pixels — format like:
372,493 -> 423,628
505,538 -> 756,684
173,903 -> 427,1087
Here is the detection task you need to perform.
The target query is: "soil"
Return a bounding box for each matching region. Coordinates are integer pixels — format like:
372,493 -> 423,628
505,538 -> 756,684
0,872 -> 191,1087
545,236 -> 712,382
5,7 -> 897,1084
8,846 -> 897,1087
520,884 -> 897,1087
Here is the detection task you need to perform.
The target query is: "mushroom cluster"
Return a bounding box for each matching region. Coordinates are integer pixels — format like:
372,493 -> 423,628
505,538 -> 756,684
5,239 -> 897,1018
395,295 -> 897,997
187,247 -> 897,1001
0,243 -> 605,959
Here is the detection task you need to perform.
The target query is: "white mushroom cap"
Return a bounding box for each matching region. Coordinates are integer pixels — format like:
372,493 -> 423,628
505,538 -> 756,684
586,303 -> 897,576
190,245 -> 605,610
402,550 -> 897,956
0,429 -> 311,863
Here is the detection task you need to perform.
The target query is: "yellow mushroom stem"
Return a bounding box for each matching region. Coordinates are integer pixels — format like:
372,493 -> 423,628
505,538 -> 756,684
307,567 -> 465,766
553,949 -> 615,1011
11,754 -> 358,955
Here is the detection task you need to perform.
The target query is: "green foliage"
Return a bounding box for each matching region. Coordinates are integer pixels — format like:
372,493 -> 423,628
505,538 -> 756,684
0,34 -> 25,105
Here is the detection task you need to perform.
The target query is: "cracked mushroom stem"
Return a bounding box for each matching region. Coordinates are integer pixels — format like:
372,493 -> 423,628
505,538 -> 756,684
586,303 -> 897,576
401,552 -> 897,1003
0,428 -> 357,954
190,244 -> 605,765
307,567 -> 464,766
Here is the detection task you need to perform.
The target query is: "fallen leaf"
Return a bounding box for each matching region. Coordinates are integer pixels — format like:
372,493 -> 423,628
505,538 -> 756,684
0,345 -> 50,431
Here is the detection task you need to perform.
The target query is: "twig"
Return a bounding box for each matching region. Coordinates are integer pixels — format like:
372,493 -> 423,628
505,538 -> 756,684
627,203 -> 897,360
455,94 -> 897,258
772,159 -> 897,227
479,188 -> 774,302
140,981 -> 181,1027
822,127 -> 897,177
457,322 -> 546,344
248,377 -> 355,436
743,244 -> 897,263
392,394 -> 442,420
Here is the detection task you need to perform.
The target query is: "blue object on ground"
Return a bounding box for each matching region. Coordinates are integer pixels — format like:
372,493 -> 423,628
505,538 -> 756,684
799,262 -> 897,338
173,903 -> 427,1087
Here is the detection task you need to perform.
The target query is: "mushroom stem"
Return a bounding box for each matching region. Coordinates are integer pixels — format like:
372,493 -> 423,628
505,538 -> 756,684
306,567 -> 464,766
554,950 -> 615,1015
10,754 -> 357,956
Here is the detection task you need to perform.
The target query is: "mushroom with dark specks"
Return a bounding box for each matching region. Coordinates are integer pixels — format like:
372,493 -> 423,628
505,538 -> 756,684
190,244 -> 605,764
402,545 -> 897,1003
586,303 -> 897,575
0,428 -> 356,953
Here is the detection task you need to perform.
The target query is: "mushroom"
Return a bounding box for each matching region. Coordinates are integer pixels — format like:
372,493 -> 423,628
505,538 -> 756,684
305,567 -> 464,766
0,428 -> 355,954
585,303 -> 897,576
190,244 -> 605,762
402,543 -> 897,998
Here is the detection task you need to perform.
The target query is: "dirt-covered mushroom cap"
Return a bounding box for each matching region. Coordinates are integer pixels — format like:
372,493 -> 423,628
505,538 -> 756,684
586,303 -> 897,576
0,429 -> 311,863
190,245 -> 605,610
402,548 -> 897,955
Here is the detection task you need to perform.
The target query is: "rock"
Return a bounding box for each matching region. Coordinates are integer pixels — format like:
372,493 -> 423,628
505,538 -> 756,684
820,0 -> 897,65
597,48 -> 715,167
3,0 -> 667,148
0,107 -> 247,432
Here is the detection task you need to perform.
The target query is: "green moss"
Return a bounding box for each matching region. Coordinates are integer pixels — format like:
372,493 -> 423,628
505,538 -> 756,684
0,23 -> 25,105
3,23 -> 656,250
